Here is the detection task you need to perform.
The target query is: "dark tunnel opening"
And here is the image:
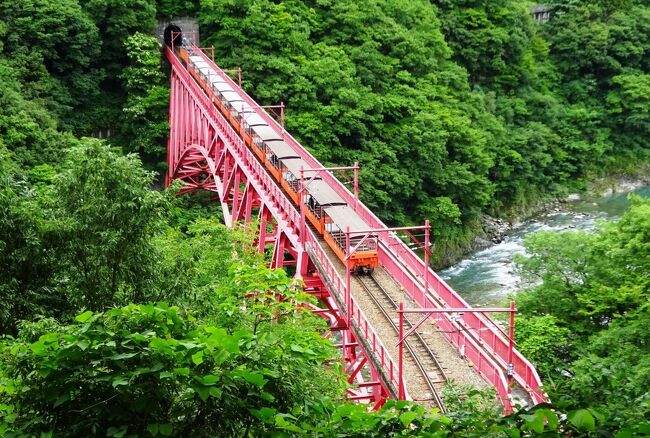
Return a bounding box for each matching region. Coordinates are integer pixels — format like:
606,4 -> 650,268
164,25 -> 182,47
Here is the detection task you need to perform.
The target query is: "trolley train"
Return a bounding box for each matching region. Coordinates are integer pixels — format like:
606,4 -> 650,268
169,34 -> 378,274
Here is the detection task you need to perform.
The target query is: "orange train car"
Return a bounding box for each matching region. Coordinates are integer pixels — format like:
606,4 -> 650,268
278,157 -> 311,205
322,205 -> 379,274
176,44 -> 379,274
303,180 -> 346,235
262,140 -> 300,181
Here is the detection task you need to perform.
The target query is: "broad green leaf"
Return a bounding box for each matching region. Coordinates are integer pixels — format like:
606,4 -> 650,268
505,429 -> 521,438
110,352 -> 137,361
194,385 -> 210,401
146,424 -> 159,436
53,394 -> 69,408
191,351 -> 203,365
539,409 -> 559,430
195,375 -> 219,386
251,407 -> 276,422
106,425 -> 128,437
159,424 -> 173,436
174,368 -> 190,376
233,370 -> 266,387
75,311 -> 94,323
275,415 -> 302,433
75,340 -> 90,351
399,411 -> 417,427
569,409 -> 596,432
112,377 -> 129,388
521,410 -> 545,433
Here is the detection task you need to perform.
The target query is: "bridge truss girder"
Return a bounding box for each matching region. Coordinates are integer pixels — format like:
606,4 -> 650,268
165,54 -> 393,408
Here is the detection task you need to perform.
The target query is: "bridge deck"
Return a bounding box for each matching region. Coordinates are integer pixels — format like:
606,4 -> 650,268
166,41 -> 547,411
317,242 -> 488,408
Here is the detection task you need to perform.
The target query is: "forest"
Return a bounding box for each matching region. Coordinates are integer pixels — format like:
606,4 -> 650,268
0,0 -> 649,435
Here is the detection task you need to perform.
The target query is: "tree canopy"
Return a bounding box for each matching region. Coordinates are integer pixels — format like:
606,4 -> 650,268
0,0 -> 649,435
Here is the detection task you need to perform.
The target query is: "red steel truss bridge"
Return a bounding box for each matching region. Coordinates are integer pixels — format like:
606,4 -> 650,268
164,33 -> 547,413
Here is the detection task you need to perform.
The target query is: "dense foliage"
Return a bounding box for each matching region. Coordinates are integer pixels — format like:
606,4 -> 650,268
199,0 -> 649,241
1,0 -> 649,435
515,196 -> 650,433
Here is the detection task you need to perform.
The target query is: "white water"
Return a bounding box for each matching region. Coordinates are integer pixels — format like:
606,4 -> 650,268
439,186 -> 650,306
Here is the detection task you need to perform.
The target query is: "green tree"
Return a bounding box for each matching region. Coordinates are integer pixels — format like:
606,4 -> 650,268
516,196 -> 650,431
0,0 -> 102,132
0,301 -> 339,436
45,140 -> 170,310
0,146 -> 59,334
120,33 -> 169,171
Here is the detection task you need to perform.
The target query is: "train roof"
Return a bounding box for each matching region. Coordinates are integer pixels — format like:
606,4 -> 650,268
251,124 -> 283,141
198,66 -> 212,76
189,56 -> 208,67
309,180 -> 346,206
243,113 -> 266,126
209,74 -> 228,84
220,90 -> 244,103
231,101 -> 256,114
324,205 -> 369,232
281,157 -> 320,179
213,81 -> 234,92
266,140 -> 299,159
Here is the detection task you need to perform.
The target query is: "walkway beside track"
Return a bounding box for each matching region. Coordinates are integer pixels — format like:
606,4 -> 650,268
317,244 -> 488,409
165,41 -> 548,411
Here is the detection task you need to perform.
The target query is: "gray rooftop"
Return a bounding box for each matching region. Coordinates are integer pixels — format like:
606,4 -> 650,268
220,90 -> 244,103
251,124 -> 283,141
231,102 -> 256,114
281,157 -> 318,179
324,205 -> 369,232
213,81 -> 234,92
243,113 -> 267,126
308,180 -> 346,206
266,140 -> 299,159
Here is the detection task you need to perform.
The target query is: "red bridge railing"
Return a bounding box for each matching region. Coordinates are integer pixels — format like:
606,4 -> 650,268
167,45 -> 404,400
185,45 -> 546,407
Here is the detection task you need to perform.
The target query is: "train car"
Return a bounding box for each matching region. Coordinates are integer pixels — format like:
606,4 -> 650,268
230,101 -> 256,127
219,91 -> 245,125
240,113 -> 267,146
304,180 -> 346,234
278,157 -> 312,205
263,140 -> 300,181
249,124 -> 283,162
322,205 -> 378,274
172,40 -> 380,274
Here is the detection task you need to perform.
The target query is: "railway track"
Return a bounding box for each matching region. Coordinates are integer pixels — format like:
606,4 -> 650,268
357,274 -> 448,412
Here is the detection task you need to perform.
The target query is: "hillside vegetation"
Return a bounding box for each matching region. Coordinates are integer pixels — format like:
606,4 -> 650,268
0,0 -> 649,435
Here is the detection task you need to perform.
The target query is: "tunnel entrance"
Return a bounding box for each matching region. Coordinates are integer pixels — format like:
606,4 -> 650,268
164,24 -> 182,47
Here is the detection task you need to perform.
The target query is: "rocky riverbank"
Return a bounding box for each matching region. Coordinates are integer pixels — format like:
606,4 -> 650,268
435,172 -> 650,270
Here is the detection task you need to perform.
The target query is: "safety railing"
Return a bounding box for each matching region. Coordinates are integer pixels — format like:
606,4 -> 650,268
169,45 -> 405,401
190,43 -> 545,404
305,236 -> 402,398
167,47 -> 302,244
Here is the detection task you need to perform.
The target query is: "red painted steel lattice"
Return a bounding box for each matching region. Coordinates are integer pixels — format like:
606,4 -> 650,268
165,42 -> 547,410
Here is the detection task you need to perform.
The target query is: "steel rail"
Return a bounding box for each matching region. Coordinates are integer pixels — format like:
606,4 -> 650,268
357,275 -> 447,412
